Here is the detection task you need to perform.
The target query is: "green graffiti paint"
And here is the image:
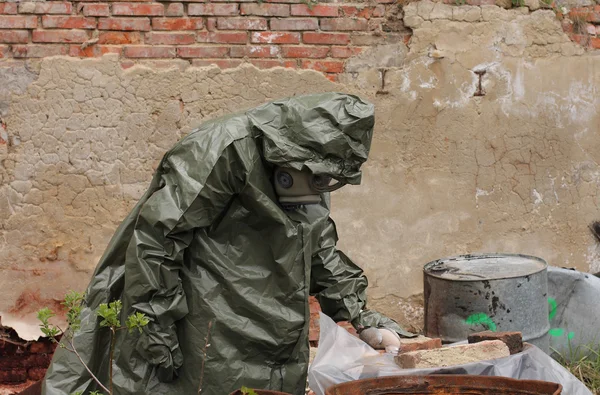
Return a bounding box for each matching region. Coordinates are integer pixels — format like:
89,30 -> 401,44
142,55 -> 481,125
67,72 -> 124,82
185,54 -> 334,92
568,332 -> 575,340
549,328 -> 564,337
465,313 -> 497,332
548,298 -> 557,320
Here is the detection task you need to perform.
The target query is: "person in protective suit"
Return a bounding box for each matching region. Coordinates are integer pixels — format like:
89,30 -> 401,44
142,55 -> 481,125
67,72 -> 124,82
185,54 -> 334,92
42,93 -> 414,395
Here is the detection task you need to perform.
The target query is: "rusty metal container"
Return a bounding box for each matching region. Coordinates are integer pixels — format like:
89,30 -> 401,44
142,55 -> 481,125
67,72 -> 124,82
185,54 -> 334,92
424,253 -> 550,353
324,375 -> 562,395
229,389 -> 292,395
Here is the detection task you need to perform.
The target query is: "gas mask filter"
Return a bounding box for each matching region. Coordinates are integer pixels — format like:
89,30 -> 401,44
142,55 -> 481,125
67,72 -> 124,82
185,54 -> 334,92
274,167 -> 346,208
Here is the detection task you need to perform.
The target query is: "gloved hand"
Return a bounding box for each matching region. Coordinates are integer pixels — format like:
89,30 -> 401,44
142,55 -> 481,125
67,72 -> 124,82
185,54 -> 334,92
359,327 -> 401,351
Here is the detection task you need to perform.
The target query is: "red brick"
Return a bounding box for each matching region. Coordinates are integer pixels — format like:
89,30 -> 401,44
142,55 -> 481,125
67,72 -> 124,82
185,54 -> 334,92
250,59 -> 297,69
302,60 -> 344,73
146,32 -> 195,45
291,4 -> 338,17
241,3 -> 289,16
331,46 -> 363,58
98,31 -> 142,44
43,16 -> 97,29
0,368 -> 28,383
271,18 -> 318,30
113,3 -> 164,16
192,59 -> 244,68
165,3 -> 184,16
217,17 -> 267,30
27,367 -> 47,381
303,32 -> 349,45
82,4 -> 110,16
251,31 -> 300,44
468,331 -> 523,355
0,45 -> 8,58
12,45 -> 68,57
124,45 -> 176,58
0,30 -> 29,44
152,18 -> 203,30
0,16 -> 38,29
206,17 -> 217,31
281,45 -> 329,58
320,18 -> 368,31
33,30 -> 89,44
325,73 -> 337,82
18,2 -> 72,14
341,5 -> 384,18
230,45 -> 279,57
197,31 -> 247,44
178,46 -> 229,58
591,36 -> 600,48
98,18 -> 151,31
189,4 -> 239,16
396,340 -> 510,369
69,44 -> 122,57
0,3 -> 17,14
398,336 -> 443,353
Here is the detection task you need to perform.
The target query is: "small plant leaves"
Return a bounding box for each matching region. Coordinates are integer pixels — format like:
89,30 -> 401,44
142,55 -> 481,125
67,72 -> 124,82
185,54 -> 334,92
96,300 -> 122,328
241,386 -> 259,395
126,312 -> 150,334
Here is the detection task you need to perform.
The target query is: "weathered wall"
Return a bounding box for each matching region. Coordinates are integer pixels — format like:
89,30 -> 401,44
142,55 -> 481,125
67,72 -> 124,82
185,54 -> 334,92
2,0 -> 600,335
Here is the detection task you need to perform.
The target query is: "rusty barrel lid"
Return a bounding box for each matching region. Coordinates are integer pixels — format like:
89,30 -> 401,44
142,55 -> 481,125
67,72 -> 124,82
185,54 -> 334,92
325,375 -> 562,395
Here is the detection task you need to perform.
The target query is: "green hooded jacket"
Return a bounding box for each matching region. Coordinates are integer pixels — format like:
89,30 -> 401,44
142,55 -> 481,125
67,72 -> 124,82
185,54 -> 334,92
42,93 -> 414,395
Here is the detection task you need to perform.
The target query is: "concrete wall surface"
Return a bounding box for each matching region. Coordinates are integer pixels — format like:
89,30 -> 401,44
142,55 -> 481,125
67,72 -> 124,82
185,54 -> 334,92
2,0 -> 600,334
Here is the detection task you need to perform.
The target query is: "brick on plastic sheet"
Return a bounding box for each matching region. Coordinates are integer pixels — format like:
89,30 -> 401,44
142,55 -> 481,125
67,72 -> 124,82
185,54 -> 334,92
467,330 -> 523,355
395,340 -> 510,369
398,336 -> 443,353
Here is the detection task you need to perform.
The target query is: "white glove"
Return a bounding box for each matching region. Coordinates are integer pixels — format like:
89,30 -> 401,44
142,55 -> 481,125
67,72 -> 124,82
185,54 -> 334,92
359,327 -> 400,351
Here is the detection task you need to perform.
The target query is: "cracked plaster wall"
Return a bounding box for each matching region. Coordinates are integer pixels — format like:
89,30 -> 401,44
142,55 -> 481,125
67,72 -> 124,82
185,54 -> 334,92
2,2 -> 600,332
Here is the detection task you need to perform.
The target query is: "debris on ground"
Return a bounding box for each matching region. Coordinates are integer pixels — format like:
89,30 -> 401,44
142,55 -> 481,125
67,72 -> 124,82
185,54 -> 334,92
0,317 -> 56,395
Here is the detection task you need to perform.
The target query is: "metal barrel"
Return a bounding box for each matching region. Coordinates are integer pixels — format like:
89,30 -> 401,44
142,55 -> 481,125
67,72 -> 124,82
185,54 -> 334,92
424,253 -> 550,353
325,375 -> 562,395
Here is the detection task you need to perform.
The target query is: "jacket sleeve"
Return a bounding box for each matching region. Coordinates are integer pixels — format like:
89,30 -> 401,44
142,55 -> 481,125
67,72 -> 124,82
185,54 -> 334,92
124,139 -> 251,382
310,217 -> 415,338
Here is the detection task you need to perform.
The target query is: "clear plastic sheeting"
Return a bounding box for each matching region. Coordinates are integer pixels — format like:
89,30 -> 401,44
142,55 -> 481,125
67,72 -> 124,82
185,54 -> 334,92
548,266 -> 600,361
308,313 -> 592,395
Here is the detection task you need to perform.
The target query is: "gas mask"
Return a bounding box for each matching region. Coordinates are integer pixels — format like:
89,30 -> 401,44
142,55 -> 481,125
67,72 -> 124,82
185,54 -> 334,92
274,167 -> 346,208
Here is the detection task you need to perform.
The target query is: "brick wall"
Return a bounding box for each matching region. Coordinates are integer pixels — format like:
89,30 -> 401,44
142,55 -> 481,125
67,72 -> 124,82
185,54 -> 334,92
0,0 -> 409,80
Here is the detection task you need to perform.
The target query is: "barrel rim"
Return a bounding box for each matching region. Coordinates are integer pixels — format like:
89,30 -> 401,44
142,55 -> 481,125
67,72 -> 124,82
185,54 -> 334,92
423,253 -> 548,281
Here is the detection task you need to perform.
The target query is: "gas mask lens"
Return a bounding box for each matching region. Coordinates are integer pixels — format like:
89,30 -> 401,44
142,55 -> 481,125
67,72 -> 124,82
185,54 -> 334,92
310,174 -> 345,192
273,167 -> 346,207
